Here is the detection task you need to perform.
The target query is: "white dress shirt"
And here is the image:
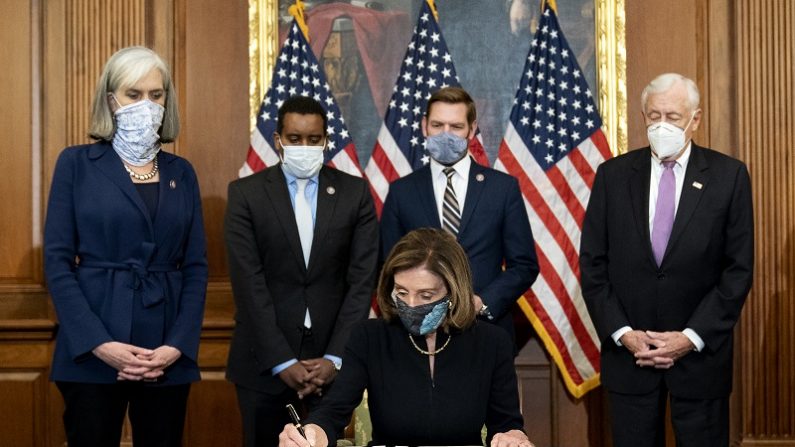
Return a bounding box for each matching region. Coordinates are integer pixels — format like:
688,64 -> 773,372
430,155 -> 471,226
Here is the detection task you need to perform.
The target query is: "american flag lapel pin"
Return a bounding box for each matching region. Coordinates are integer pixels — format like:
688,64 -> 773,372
692,181 -> 703,190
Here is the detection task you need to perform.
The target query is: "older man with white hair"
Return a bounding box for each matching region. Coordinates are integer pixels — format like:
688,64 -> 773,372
579,73 -> 754,447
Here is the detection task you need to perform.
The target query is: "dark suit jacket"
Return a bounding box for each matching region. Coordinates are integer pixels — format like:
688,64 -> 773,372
44,142 -> 208,384
380,162 -> 539,340
580,144 -> 754,399
225,165 -> 378,393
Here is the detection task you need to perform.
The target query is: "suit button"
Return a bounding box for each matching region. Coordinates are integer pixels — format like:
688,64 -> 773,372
657,273 -> 666,280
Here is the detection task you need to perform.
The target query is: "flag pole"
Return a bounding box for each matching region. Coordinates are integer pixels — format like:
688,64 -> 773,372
426,0 -> 439,21
288,0 -> 310,42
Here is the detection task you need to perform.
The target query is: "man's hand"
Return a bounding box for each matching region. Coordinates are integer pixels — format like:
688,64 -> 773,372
634,331 -> 695,369
92,341 -> 155,380
279,362 -> 317,398
302,358 -> 337,391
619,330 -> 654,355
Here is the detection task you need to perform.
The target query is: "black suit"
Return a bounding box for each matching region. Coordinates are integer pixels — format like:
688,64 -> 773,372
580,144 -> 753,445
224,165 -> 378,445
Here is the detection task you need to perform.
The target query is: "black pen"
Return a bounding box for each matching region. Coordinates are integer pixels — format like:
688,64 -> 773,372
286,403 -> 307,439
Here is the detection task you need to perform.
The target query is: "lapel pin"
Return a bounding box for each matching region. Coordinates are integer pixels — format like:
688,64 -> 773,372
475,173 -> 485,182
169,180 -> 177,189
692,181 -> 703,190
326,186 -> 336,195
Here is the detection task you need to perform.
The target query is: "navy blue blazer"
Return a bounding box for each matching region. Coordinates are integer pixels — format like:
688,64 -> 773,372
44,142 -> 208,384
380,161 -> 539,339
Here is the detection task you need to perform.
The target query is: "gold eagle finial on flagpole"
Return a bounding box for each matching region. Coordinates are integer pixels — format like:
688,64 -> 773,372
288,0 -> 310,42
541,0 -> 558,13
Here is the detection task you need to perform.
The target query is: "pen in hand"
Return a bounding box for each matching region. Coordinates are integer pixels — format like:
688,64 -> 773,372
286,403 -> 306,439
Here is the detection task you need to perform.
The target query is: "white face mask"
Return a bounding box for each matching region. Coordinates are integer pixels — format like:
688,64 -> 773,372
278,136 -> 326,178
646,113 -> 695,160
111,96 -> 165,166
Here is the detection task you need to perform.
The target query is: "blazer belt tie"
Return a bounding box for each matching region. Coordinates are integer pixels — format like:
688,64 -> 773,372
79,260 -> 179,308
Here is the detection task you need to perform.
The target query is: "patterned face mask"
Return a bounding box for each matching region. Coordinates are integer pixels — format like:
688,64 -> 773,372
111,96 -> 165,166
425,131 -> 469,165
393,292 -> 452,336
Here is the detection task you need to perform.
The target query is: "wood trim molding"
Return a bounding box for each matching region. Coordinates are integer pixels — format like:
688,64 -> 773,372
736,0 -> 795,441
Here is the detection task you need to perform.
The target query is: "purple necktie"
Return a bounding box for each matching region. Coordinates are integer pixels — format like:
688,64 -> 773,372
651,161 -> 676,266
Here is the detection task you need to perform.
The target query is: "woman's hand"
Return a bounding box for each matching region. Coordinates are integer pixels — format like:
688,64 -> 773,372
278,423 -> 328,447
136,345 -> 182,380
491,429 -> 535,447
92,341 -> 154,379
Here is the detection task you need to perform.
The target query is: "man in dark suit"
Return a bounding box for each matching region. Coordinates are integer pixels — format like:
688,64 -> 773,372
580,73 -> 754,447
380,87 -> 539,344
225,96 -> 378,446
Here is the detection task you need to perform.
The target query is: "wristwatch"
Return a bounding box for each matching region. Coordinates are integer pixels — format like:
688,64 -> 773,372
479,304 -> 494,320
331,359 -> 342,372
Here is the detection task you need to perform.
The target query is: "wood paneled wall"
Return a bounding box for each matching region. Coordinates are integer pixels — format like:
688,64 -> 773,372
1,0 -> 794,446
737,0 -> 795,443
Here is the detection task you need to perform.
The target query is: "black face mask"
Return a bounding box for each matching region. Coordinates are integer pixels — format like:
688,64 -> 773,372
393,294 -> 451,336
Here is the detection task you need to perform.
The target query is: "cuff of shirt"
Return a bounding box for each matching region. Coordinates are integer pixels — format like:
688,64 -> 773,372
323,354 -> 342,368
611,326 -> 633,346
682,328 -> 705,352
271,358 -> 298,376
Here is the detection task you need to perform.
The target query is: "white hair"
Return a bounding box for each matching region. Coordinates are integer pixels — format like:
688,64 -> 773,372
89,46 -> 179,142
641,73 -> 700,113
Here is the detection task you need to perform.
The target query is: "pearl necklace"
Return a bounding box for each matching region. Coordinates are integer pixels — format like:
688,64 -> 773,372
124,158 -> 159,181
408,333 -> 451,356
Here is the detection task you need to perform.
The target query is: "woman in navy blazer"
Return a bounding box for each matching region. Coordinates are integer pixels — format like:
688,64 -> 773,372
44,46 -> 208,446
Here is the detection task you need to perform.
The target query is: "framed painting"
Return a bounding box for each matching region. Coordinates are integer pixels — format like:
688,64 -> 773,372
249,0 -> 627,162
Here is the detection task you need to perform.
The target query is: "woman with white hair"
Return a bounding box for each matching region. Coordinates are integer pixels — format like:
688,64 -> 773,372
44,46 -> 208,446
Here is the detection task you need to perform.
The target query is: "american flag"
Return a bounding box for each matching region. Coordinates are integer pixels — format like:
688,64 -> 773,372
364,0 -> 488,213
240,20 -> 363,178
495,3 -> 611,398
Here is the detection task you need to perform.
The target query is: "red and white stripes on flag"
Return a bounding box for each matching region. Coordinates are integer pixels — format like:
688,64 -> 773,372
240,20 -> 363,179
364,0 -> 488,214
495,3 -> 611,398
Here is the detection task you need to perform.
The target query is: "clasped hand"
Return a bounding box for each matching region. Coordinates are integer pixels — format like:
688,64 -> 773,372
279,359 -> 337,399
92,341 -> 181,381
620,330 -> 694,369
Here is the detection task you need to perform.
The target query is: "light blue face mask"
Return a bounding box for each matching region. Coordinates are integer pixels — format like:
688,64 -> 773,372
111,97 -> 165,167
393,293 -> 451,336
425,131 -> 469,165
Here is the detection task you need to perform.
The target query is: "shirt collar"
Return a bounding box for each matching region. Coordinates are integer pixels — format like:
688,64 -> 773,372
430,154 -> 472,179
281,163 -> 319,185
651,141 -> 692,168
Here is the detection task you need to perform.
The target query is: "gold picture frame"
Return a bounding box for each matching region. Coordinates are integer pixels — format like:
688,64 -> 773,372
249,0 -> 627,155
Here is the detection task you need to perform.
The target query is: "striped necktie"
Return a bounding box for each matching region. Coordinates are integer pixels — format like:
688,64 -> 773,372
442,167 -> 461,236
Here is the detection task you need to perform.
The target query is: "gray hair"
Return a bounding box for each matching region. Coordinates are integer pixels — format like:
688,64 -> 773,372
88,46 -> 179,142
641,73 -> 700,113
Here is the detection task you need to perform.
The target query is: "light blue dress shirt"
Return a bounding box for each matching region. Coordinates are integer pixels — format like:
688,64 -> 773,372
272,166 -> 342,375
